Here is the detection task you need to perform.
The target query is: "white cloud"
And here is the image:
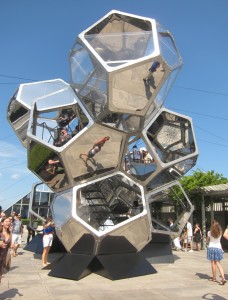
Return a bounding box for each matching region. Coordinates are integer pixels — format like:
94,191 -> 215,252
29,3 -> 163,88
11,174 -> 21,180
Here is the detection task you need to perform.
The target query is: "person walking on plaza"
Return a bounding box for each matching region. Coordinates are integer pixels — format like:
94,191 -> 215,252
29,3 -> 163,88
11,213 -> 23,257
42,217 -> 54,267
207,220 -> 226,285
193,223 -> 202,251
187,221 -> 193,252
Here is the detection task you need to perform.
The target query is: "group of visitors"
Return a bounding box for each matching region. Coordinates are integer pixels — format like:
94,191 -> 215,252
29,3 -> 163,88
53,109 -> 75,147
170,217 -> 227,286
0,206 -> 55,283
0,210 -> 23,283
132,145 -> 153,164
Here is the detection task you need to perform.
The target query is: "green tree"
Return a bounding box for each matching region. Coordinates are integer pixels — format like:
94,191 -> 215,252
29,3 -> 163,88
169,169 -> 228,211
180,169 -> 228,195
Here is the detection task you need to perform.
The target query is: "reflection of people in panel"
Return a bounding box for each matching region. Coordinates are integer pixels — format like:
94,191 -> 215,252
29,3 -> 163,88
133,145 -> 141,163
80,136 -> 110,166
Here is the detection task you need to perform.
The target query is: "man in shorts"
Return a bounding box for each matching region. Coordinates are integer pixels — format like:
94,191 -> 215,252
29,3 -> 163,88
187,221 -> 193,252
11,213 -> 23,257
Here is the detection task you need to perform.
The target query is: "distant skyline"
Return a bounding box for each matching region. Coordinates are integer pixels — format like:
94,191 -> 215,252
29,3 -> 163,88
1,0 -> 228,210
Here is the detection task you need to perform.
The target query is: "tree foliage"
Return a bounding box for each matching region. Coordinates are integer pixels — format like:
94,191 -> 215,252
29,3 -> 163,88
180,169 -> 228,194
169,169 -> 228,208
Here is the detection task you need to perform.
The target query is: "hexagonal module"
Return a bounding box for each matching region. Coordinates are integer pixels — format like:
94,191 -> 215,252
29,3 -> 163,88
27,79 -> 93,149
28,141 -> 70,192
63,124 -> 126,182
52,172 -> 151,253
144,108 -> 198,171
146,180 -> 193,238
70,10 -> 182,121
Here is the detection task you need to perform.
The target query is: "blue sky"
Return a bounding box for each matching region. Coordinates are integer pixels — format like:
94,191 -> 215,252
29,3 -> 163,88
1,0 -> 228,210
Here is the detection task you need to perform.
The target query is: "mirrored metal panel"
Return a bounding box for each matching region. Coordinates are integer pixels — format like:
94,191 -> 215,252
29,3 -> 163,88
124,136 -> 157,182
101,112 -> 142,133
63,124 -> 125,182
109,60 -> 165,114
28,141 -> 69,191
7,92 -> 30,147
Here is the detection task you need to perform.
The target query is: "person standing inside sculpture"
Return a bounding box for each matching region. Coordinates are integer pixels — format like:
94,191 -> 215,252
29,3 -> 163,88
143,61 -> 161,84
187,221 -> 193,252
42,217 -> 54,267
207,220 -> 226,285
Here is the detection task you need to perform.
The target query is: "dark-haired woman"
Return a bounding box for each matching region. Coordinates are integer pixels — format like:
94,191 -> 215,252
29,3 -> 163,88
0,218 -> 12,282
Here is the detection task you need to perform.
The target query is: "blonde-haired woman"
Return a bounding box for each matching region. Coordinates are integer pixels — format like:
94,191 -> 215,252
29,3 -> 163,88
207,220 -> 226,285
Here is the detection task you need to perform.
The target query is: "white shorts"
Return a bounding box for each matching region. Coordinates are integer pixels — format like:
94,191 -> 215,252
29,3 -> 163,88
43,234 -> 53,248
12,233 -> 22,246
187,236 -> 193,243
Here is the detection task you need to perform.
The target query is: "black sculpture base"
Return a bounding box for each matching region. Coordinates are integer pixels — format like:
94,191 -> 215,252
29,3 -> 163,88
24,233 -> 66,254
141,233 -> 174,264
48,252 -> 156,281
25,232 -> 173,280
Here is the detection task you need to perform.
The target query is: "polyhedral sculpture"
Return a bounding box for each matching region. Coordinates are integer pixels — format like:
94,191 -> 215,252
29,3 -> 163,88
7,10 -> 198,280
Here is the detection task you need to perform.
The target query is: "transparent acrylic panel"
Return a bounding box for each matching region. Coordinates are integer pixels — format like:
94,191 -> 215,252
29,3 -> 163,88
172,156 -> 198,176
52,191 -> 73,230
146,111 -> 196,164
148,182 -> 192,235
101,113 -> 142,132
28,142 -> 69,191
18,79 -> 70,107
35,84 -> 77,111
85,31 -> 154,64
157,24 -> 182,69
76,174 -> 142,232
146,168 -> 175,191
79,70 -> 108,118
154,67 -> 181,108
33,106 -> 89,148
124,137 -> 157,181
70,41 -> 95,87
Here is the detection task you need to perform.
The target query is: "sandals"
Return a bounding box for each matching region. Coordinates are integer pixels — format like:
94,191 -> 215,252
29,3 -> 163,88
219,279 -> 226,285
209,278 -> 217,282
